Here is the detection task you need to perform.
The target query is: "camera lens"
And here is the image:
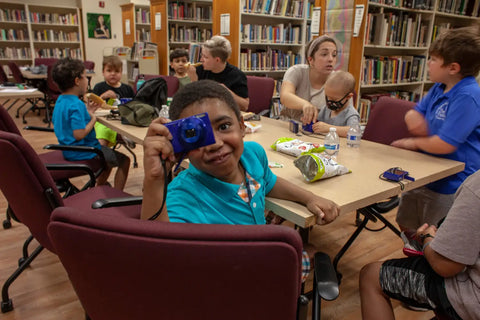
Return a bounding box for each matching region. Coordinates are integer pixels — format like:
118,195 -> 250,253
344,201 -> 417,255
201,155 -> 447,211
185,128 -> 196,138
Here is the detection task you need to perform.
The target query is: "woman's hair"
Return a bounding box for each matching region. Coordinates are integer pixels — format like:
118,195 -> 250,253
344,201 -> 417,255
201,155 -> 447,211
102,55 -> 122,72
429,22 -> 480,77
52,58 -> 85,92
305,35 -> 337,59
202,35 -> 232,62
325,71 -> 356,94
169,80 -> 240,121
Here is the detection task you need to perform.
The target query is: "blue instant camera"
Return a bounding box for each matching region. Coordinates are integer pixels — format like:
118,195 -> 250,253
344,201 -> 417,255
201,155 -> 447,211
164,113 -> 215,153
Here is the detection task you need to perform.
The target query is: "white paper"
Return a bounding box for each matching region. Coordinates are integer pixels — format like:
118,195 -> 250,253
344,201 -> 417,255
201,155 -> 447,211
0,88 -> 38,93
311,7 -> 321,36
220,14 -> 230,36
125,19 -> 131,35
155,12 -> 161,30
353,5 -> 365,37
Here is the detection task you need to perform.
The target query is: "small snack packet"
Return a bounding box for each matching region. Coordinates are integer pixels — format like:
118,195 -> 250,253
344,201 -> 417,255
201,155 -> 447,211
294,152 -> 350,182
244,121 -> 262,133
271,137 -> 325,157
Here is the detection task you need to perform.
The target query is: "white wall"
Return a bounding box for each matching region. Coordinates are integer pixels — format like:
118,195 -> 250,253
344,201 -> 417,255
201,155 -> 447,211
81,0 -> 129,86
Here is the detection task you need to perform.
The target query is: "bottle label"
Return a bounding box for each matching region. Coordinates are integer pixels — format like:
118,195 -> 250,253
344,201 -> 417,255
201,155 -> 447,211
325,144 -> 339,151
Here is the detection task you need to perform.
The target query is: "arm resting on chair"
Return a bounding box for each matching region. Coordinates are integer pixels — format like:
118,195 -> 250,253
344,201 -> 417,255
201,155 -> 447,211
92,196 -> 143,209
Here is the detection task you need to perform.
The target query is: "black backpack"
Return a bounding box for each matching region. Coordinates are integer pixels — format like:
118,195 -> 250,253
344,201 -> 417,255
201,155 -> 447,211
135,77 -> 168,112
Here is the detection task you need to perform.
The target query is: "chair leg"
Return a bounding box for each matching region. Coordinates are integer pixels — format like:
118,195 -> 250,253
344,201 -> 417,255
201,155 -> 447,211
371,211 -> 401,237
1,245 -> 44,313
14,101 -> 29,118
20,235 -> 35,265
2,208 -> 12,229
21,99 -> 41,124
115,143 -> 138,168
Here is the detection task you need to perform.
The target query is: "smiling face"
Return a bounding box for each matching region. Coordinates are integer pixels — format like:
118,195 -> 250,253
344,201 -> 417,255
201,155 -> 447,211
180,98 -> 245,184
308,41 -> 337,77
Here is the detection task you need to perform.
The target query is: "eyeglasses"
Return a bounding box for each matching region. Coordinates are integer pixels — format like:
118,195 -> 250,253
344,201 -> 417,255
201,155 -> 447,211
325,92 -> 350,111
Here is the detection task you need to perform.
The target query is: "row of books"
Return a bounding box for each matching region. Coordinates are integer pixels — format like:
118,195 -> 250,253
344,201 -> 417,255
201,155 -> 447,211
0,28 -> 28,41
34,47 -> 82,59
29,12 -> 78,25
241,23 -> 303,44
130,41 -> 158,61
240,48 -> 301,71
168,2 -> 212,21
437,0 -> 479,15
136,8 -> 150,24
242,0 -> 306,18
271,99 -> 285,118
431,22 -> 452,41
0,9 -> 26,23
168,25 -> 212,43
32,30 -> 79,42
0,47 -> 31,59
362,55 -> 426,85
365,12 -> 429,47
369,0 -> 434,10
136,29 -> 151,42
188,43 -> 202,63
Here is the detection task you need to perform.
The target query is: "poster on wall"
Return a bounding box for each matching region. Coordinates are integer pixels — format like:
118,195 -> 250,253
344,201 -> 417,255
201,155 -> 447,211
87,13 -> 111,39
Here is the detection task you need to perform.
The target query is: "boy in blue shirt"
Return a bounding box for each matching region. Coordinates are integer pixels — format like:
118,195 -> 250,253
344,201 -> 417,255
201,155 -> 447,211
51,58 -> 130,190
391,24 -> 480,231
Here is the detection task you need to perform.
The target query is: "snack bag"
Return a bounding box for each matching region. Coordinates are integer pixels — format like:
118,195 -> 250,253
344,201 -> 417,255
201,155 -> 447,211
294,152 -> 350,182
244,121 -> 262,133
271,137 -> 324,157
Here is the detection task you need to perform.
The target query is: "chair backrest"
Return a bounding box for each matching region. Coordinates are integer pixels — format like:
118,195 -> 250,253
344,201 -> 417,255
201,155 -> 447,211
0,65 -> 8,83
7,61 -> 24,84
47,65 -> 61,96
34,58 -> 58,67
246,75 -> 275,114
0,131 -> 64,252
135,74 -> 179,98
83,60 -> 95,71
0,104 -> 21,135
362,96 -> 416,145
48,206 -> 304,320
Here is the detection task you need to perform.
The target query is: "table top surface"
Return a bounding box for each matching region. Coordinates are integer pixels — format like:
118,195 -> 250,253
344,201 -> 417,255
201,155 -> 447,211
21,69 -> 95,80
0,86 -> 44,99
96,115 -> 465,227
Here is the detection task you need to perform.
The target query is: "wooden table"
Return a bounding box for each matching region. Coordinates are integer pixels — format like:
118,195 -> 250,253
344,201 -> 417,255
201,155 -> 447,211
0,87 -> 44,100
96,115 -> 465,228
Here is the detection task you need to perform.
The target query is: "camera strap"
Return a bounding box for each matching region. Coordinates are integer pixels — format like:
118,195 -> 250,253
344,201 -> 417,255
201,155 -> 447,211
148,158 -> 173,221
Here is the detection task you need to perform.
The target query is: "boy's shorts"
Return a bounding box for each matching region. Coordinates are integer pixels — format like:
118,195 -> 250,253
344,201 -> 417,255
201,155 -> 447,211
100,146 -> 127,169
380,256 -> 461,320
396,186 -> 454,230
95,122 -> 117,147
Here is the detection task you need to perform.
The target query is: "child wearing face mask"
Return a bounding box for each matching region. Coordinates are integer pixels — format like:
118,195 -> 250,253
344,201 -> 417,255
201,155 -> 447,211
312,70 -> 360,137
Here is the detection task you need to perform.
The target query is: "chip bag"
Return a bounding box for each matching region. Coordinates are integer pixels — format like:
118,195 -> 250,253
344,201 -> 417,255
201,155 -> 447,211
294,152 -> 350,182
271,137 -> 325,157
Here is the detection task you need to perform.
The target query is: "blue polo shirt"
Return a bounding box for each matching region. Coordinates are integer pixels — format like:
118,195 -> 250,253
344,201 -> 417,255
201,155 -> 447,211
52,94 -> 101,160
415,76 -> 480,194
166,141 -> 277,224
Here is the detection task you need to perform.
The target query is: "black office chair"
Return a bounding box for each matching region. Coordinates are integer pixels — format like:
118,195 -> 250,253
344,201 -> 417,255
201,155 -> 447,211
333,96 -> 416,282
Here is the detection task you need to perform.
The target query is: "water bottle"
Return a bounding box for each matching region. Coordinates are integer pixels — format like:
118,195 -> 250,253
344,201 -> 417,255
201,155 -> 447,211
324,127 -> 340,159
347,121 -> 362,148
136,75 -> 145,91
159,105 -> 169,119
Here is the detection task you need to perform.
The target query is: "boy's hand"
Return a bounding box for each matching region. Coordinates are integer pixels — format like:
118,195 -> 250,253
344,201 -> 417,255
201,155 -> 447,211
306,196 -> 340,225
391,137 -> 418,150
100,90 -> 117,100
312,121 -> 330,134
86,99 -> 100,116
143,118 -> 176,181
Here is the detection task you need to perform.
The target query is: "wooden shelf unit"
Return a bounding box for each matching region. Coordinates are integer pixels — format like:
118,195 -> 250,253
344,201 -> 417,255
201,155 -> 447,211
121,3 -> 151,48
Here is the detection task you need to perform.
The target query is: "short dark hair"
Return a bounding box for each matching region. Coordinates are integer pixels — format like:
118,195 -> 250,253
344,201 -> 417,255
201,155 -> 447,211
169,80 -> 241,121
169,48 -> 189,62
52,58 -> 85,92
429,22 -> 480,77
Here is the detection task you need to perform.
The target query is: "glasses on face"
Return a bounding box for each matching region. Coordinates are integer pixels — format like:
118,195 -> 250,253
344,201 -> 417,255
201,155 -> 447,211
325,92 -> 350,111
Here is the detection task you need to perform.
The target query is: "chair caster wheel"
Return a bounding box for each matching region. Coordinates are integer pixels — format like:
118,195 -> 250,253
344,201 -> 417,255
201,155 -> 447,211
133,163 -> 138,168
15,115 -> 19,118
3,219 -> 11,229
22,120 -> 27,124
336,272 -> 343,285
1,299 -> 13,313
18,257 -> 26,267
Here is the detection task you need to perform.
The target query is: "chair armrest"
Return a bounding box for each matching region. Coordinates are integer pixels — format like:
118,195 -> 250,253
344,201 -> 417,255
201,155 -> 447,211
92,196 -> 143,209
44,144 -> 104,159
370,196 -> 399,213
313,252 -> 339,301
24,126 -> 54,132
45,164 -> 96,189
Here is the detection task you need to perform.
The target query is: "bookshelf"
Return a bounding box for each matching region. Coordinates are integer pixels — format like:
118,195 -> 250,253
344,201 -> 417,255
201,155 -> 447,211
121,3 -> 151,48
348,0 -> 480,123
0,3 -> 83,72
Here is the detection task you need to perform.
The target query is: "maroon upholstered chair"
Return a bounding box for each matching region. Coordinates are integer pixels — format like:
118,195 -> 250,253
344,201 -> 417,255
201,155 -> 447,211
0,130 -> 141,313
48,206 -> 338,320
246,75 -> 275,115
333,96 -> 416,281
134,74 -> 179,97
34,58 -> 57,67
